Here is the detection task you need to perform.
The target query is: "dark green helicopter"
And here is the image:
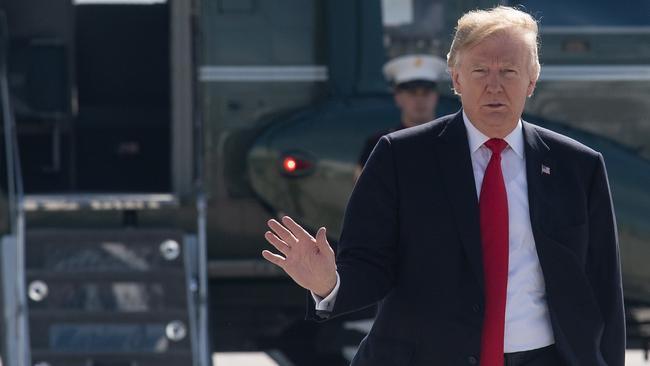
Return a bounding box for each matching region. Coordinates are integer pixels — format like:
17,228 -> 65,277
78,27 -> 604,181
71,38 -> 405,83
1,0 -> 649,364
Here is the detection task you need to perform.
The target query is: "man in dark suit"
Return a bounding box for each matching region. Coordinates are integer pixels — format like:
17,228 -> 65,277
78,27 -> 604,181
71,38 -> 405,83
262,6 -> 624,366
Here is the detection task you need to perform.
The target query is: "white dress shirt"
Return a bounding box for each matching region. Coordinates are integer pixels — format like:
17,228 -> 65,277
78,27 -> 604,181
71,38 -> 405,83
313,111 -> 555,352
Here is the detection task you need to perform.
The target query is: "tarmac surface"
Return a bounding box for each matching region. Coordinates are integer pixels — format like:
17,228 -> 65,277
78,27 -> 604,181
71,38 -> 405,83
0,350 -> 648,366
211,350 -> 650,366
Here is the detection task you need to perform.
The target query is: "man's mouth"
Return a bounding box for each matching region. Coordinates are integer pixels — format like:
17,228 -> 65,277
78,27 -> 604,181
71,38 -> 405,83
484,102 -> 506,108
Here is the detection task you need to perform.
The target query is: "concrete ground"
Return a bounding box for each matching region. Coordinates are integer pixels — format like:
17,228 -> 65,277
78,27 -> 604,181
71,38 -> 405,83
0,350 -> 648,366
626,350 -> 650,366
210,350 -> 650,366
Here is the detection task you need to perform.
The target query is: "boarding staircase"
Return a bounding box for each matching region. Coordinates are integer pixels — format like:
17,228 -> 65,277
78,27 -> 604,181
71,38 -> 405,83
22,227 -> 201,366
0,9 -> 210,365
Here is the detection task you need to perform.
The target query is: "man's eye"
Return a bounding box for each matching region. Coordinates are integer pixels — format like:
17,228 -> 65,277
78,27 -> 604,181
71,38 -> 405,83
473,69 -> 486,73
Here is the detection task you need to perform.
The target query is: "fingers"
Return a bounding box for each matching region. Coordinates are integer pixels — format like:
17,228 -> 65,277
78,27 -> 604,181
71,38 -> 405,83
267,219 -> 298,244
262,250 -> 286,268
281,216 -> 314,242
264,231 -> 291,256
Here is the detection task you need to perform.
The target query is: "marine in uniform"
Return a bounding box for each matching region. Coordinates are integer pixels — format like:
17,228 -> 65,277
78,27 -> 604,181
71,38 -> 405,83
356,54 -> 447,178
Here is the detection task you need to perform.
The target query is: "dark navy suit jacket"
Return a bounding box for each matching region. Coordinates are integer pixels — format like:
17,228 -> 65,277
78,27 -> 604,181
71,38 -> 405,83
307,111 -> 625,366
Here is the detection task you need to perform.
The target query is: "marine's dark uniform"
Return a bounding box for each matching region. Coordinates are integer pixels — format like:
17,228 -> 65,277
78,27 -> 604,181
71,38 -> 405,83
357,124 -> 405,167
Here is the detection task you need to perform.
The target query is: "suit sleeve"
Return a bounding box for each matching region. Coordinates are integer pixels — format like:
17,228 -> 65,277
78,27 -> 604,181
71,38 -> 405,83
586,153 -> 625,366
306,136 -> 399,321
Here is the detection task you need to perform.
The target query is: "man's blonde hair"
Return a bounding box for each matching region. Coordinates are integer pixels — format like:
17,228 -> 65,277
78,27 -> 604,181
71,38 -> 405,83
447,6 -> 540,79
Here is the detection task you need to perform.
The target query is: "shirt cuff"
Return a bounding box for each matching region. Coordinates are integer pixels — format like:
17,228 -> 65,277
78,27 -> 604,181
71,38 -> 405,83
311,272 -> 340,312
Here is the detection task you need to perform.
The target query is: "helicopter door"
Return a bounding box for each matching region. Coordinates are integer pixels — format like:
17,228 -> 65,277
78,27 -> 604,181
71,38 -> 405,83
74,0 -> 171,192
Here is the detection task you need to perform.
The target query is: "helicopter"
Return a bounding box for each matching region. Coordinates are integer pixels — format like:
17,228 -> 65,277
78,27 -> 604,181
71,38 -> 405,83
1,0 -> 649,364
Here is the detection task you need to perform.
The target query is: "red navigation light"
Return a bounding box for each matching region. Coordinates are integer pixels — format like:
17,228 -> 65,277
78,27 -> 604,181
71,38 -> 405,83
281,154 -> 313,175
283,157 -> 298,173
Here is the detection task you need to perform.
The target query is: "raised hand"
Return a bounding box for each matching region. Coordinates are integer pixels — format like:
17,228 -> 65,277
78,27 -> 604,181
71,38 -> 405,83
262,216 -> 337,298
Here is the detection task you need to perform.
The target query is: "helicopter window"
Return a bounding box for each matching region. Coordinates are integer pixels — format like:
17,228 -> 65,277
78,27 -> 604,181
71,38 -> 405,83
380,0 -> 451,60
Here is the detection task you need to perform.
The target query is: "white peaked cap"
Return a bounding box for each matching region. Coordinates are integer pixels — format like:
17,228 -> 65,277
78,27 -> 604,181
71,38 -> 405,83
383,54 -> 448,85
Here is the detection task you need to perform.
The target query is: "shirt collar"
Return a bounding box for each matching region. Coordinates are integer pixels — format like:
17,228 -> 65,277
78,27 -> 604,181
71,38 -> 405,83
461,110 -> 525,159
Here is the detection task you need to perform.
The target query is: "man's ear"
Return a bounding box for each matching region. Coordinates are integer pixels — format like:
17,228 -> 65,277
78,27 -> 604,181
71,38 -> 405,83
451,68 -> 462,95
527,77 -> 537,97
393,89 -> 405,108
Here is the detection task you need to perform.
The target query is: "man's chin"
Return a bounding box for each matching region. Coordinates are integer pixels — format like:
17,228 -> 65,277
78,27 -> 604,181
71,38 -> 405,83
479,109 -> 516,123
471,114 -> 518,136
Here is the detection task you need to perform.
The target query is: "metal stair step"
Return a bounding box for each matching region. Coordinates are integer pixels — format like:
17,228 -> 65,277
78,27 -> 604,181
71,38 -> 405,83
26,269 -> 187,280
30,350 -> 193,366
26,229 -> 186,273
26,279 -> 190,311
28,309 -> 190,321
29,322 -> 192,353
15,228 -> 201,365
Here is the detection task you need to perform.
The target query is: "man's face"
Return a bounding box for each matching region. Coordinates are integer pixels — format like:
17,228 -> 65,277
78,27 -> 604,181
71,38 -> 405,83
394,87 -> 439,127
451,31 -> 537,138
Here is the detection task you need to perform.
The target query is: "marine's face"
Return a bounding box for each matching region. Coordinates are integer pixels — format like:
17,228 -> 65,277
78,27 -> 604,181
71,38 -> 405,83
394,87 -> 439,127
451,31 -> 537,138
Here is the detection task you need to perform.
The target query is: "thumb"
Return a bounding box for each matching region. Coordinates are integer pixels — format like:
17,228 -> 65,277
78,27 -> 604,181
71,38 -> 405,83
315,227 -> 329,250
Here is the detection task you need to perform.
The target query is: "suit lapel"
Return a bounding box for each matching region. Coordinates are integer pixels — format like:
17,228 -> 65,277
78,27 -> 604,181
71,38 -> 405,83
522,121 -> 552,238
523,121 -> 546,230
435,111 -> 484,294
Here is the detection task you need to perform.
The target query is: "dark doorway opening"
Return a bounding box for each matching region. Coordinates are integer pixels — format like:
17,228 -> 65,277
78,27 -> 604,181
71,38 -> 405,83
3,0 -> 171,194
74,2 -> 171,192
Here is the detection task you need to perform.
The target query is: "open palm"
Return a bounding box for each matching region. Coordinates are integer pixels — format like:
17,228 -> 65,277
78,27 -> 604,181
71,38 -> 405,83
262,216 -> 337,298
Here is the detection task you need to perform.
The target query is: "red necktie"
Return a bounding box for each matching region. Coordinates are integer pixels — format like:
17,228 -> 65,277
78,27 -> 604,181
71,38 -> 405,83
479,138 -> 509,366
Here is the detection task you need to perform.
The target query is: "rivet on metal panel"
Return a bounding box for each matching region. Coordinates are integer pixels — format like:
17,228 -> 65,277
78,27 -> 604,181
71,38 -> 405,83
160,239 -> 181,261
165,320 -> 187,341
28,280 -> 48,302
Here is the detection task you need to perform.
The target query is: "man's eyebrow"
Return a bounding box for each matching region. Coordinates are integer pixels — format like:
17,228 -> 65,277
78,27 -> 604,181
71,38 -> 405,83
468,58 -> 520,67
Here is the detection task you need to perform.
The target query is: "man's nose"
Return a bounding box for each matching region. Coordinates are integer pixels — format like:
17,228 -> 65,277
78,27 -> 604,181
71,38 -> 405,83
486,71 -> 502,93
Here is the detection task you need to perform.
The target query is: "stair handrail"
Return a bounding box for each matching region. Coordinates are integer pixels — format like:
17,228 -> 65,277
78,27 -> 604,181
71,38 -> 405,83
191,2 -> 210,363
0,10 -> 31,366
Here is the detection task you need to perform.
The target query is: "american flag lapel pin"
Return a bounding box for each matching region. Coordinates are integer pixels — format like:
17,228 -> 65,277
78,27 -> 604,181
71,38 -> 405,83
541,164 -> 551,175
